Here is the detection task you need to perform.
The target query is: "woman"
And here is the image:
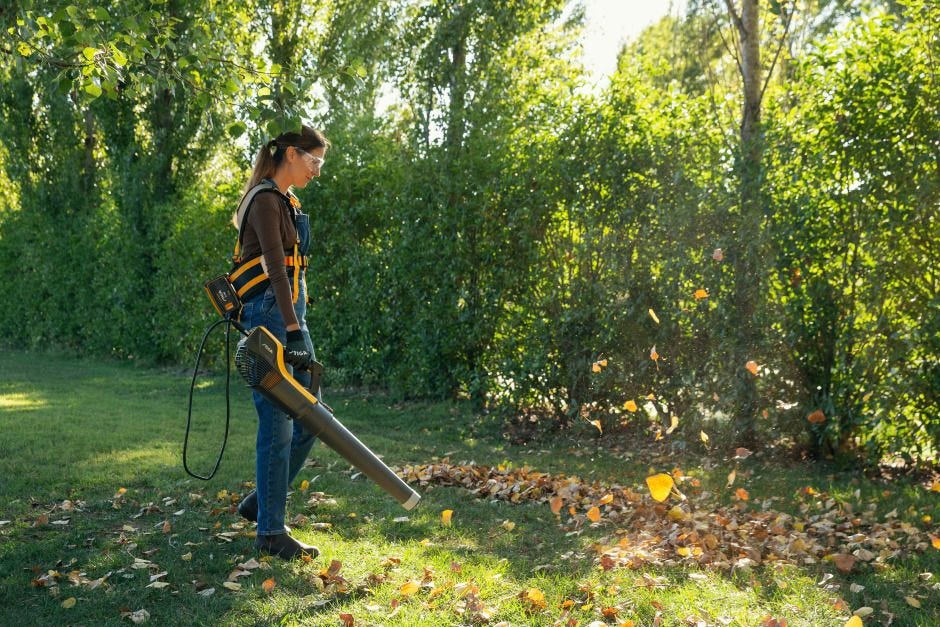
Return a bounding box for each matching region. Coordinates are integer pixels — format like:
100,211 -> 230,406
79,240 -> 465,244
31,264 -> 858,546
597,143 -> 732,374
232,125 -> 329,560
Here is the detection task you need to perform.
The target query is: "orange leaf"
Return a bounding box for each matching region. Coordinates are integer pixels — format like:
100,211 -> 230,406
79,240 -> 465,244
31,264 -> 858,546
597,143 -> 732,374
400,580 -> 420,596
339,612 -> 354,627
650,346 -> 659,361
807,409 -> 826,424
712,248 -> 724,261
735,488 -> 749,501
646,474 -> 674,502
441,509 -> 453,526
734,447 -> 752,459
623,400 -> 638,412
694,288 -> 708,300
523,587 -> 546,609
589,419 -> 603,434
592,362 -> 602,373
162,520 -> 172,534
931,535 -> 940,550
586,506 -> 601,522
261,578 -> 276,593
599,494 -> 614,505
550,496 -> 563,515
745,360 -> 759,376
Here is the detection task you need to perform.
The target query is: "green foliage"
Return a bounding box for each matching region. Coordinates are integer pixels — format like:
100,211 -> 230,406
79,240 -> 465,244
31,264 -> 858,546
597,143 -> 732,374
0,0 -> 936,463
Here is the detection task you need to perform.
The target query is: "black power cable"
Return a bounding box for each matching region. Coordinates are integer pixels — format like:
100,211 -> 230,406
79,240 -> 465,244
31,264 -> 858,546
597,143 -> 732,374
183,318 -> 246,480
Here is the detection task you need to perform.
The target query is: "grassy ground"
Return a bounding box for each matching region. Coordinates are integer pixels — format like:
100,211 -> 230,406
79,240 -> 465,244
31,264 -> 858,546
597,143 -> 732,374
0,349 -> 937,626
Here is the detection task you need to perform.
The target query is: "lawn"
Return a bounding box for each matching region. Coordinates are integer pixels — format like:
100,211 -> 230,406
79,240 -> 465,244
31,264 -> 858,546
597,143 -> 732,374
0,349 -> 937,626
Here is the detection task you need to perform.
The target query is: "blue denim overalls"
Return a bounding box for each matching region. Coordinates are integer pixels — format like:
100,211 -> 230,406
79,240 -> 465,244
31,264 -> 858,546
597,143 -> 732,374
239,189 -> 316,537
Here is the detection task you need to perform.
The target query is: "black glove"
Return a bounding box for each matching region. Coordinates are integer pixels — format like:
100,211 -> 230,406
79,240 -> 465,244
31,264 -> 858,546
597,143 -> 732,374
285,330 -> 312,370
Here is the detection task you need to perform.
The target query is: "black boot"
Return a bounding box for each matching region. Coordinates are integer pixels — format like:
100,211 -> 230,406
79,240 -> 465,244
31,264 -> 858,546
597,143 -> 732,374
237,490 -> 258,522
254,533 -> 319,560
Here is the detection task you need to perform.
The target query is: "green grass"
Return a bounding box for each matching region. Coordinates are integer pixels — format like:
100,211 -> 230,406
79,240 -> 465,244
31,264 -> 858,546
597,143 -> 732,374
0,349 -> 937,626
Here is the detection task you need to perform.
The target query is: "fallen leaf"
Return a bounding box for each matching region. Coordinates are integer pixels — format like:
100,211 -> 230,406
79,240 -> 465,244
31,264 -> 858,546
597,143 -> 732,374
734,447 -> 752,459
646,474 -> 674,502
61,597 -> 77,608
592,362 -> 602,373
931,535 -> 940,550
853,607 -> 873,617
623,400 -> 638,413
745,361 -> 759,376
589,419 -> 603,434
700,431 -> 709,445
807,409 -> 826,424
844,617 -> 863,627
735,488 -> 749,501
599,494 -> 614,505
904,596 -> 921,608
649,309 -> 660,324
222,582 -> 241,591
550,496 -> 563,515
127,609 -> 150,624
299,479 -> 310,492
162,520 -> 172,534
501,520 -> 516,531
587,507 -> 601,522
522,587 -> 546,610
261,578 -> 276,593
831,553 -> 856,574
727,470 -> 737,487
441,510 -> 453,526
712,248 -> 724,261
694,288 -> 709,300
339,612 -> 354,627
666,415 -> 679,434
400,580 -> 420,596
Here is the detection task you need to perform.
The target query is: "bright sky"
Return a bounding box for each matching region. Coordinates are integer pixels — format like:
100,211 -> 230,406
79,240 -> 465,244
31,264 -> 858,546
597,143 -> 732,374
578,0 -> 686,84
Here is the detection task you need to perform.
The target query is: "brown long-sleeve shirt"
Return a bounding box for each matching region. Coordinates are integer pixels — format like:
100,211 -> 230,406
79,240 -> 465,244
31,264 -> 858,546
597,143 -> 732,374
238,189 -> 300,328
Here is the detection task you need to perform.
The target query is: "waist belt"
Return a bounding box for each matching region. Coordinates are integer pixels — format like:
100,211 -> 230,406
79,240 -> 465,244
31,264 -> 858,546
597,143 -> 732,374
229,249 -> 307,303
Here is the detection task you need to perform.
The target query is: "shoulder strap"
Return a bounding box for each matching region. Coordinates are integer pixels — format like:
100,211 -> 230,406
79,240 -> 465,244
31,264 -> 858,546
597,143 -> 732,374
233,180 -> 282,260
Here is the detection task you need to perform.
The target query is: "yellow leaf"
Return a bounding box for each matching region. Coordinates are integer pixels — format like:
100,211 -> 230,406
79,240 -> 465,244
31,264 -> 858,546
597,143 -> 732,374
592,362 -> 602,373
598,358 -> 608,367
586,506 -> 601,522
665,415 -> 679,434
745,360 -> 759,376
400,580 -> 420,596
727,469 -> 737,487
222,581 -> 241,591
694,288 -> 709,300
589,419 -> 603,434
599,494 -> 614,505
676,546 -> 691,557
700,430 -> 709,445
62,597 -> 77,609
845,617 -> 863,627
501,520 -> 516,531
550,496 -> 563,515
929,481 -> 940,493
623,400 -> 638,413
262,578 -> 276,593
646,473 -> 674,502
648,309 -> 660,324
441,510 -> 453,526
299,479 -> 309,492
904,596 -> 921,608
524,587 -> 546,609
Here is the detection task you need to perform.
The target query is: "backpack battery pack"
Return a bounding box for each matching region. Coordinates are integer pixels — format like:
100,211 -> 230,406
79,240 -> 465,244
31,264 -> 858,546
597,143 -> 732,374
204,275 -> 242,319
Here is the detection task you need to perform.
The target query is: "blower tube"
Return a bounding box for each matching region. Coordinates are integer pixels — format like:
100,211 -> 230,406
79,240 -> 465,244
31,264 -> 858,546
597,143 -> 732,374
235,326 -> 420,510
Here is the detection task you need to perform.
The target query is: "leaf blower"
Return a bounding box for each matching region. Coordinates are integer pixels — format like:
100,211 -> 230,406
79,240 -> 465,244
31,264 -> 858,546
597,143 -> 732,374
184,275 -> 420,511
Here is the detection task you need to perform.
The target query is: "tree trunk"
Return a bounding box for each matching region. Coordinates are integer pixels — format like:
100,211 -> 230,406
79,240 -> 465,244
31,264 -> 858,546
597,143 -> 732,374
727,0 -> 764,445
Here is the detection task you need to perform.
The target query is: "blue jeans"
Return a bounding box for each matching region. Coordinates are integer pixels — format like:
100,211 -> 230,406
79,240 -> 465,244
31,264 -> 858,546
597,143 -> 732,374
240,279 -> 317,536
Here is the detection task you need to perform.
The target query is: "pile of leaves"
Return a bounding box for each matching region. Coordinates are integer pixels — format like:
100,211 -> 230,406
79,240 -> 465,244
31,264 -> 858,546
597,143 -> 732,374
398,460 -> 939,580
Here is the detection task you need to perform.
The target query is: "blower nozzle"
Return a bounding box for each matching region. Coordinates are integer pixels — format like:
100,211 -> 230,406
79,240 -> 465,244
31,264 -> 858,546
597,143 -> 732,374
235,326 -> 420,510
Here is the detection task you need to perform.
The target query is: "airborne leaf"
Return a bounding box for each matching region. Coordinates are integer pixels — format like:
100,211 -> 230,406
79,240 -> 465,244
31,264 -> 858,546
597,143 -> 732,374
623,400 -> 638,412
646,474 -> 674,502
441,509 -> 453,526
648,309 -> 660,324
